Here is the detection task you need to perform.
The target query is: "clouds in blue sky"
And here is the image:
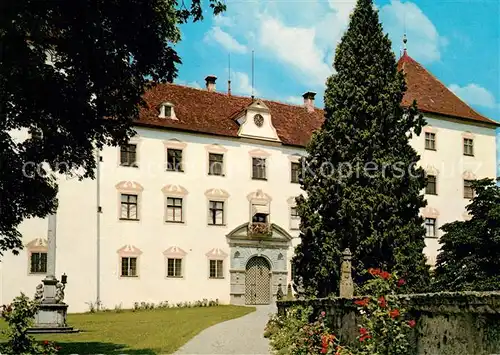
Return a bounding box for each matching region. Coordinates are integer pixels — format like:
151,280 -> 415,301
175,0 -> 499,176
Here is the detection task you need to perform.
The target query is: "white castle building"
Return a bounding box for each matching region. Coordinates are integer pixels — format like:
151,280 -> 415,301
0,52 -> 498,312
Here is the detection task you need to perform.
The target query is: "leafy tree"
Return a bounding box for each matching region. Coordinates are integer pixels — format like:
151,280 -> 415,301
434,178 -> 500,291
292,0 -> 430,297
0,0 -> 224,257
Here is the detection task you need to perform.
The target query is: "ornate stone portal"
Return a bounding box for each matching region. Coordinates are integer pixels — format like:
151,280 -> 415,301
227,222 -> 292,305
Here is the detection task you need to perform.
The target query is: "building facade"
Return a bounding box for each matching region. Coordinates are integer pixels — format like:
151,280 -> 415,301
0,53 -> 497,313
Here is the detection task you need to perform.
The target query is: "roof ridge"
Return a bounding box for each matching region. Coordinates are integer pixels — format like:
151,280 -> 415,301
169,82 -> 323,111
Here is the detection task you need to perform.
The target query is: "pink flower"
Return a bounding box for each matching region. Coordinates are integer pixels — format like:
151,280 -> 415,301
397,278 -> 406,287
408,319 -> 416,328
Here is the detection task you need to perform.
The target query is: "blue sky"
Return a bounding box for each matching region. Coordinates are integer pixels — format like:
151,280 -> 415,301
173,0 -> 499,177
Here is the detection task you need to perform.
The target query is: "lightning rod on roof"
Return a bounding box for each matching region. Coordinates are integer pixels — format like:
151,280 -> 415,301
228,53 -> 231,96
251,49 -> 255,100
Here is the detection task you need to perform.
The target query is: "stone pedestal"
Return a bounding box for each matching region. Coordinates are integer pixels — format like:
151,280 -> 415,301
27,277 -> 79,334
28,303 -> 77,334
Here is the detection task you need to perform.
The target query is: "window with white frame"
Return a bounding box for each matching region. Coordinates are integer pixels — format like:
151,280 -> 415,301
425,132 -> 436,150
209,259 -> 224,279
252,157 -> 266,180
463,138 -> 474,156
166,197 -> 183,222
425,175 -> 437,195
120,144 -> 137,167
121,194 -> 138,220
167,258 -> 182,278
30,252 -> 47,274
208,200 -> 224,225
208,153 -> 224,176
425,218 -> 436,238
121,257 -> 137,277
464,180 -> 474,199
166,148 -> 183,172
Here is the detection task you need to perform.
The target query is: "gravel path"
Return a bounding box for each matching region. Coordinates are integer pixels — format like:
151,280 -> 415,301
174,305 -> 276,355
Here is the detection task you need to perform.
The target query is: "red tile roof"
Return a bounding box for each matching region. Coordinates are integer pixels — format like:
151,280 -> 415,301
136,54 -> 497,147
397,51 -> 497,125
138,84 -> 325,147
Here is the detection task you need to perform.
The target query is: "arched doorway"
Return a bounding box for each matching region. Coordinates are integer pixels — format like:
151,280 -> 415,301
245,256 -> 271,305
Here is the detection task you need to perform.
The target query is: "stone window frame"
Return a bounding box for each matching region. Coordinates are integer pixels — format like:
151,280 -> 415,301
424,166 -> 439,196
287,196 -> 300,230
288,154 -> 303,184
117,245 -> 142,279
249,149 -> 270,181
162,184 -> 188,224
247,189 -> 272,223
115,181 -> 144,222
164,139 -> 187,173
163,247 -> 187,279
421,207 -> 439,239
117,135 -> 141,168
423,126 -> 437,151
206,144 -> 227,177
205,188 -> 230,227
26,238 -> 48,276
206,248 -> 228,280
158,102 -> 178,120
462,132 -> 475,157
463,171 -> 476,200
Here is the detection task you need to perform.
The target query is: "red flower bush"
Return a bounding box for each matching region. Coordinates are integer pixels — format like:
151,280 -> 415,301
389,309 -> 400,319
354,298 -> 370,307
353,269 -> 416,354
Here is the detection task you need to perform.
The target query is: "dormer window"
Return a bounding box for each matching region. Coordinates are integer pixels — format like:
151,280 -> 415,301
159,102 -> 176,119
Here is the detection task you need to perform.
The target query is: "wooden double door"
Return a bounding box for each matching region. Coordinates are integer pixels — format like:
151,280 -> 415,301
245,256 -> 271,305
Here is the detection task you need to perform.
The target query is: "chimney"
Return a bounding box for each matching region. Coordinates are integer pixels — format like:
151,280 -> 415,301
303,91 -> 316,112
205,75 -> 217,92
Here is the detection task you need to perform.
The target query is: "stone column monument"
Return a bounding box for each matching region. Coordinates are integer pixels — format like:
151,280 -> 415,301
339,248 -> 354,298
28,214 -> 78,333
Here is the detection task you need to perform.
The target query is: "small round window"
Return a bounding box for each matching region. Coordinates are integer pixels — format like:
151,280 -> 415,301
254,114 -> 264,127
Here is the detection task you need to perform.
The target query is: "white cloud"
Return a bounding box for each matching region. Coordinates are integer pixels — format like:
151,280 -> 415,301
259,17 -> 332,86
213,15 -> 234,28
204,0 -> 443,96
380,0 -> 446,63
232,72 -> 258,96
449,83 -> 499,109
285,96 -> 304,105
204,27 -> 247,54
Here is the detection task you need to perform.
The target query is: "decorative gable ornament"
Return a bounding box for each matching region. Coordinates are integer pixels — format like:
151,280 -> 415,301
26,238 -> 48,251
161,184 -> 188,196
205,248 -> 228,260
163,246 -> 187,258
117,245 -> 143,256
204,188 -> 230,199
115,181 -> 144,192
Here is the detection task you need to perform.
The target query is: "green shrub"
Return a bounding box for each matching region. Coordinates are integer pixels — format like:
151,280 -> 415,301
0,293 -> 60,355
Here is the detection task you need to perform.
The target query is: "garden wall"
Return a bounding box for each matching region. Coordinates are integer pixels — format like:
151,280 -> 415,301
278,291 -> 500,355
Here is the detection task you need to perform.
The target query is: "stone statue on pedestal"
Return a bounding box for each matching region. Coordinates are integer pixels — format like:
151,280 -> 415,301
34,284 -> 44,302
54,282 -> 65,303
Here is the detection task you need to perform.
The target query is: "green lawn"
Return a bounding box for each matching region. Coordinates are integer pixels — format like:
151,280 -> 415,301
0,305 -> 255,354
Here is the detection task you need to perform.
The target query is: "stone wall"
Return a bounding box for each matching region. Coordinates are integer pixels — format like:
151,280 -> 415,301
277,291 -> 500,355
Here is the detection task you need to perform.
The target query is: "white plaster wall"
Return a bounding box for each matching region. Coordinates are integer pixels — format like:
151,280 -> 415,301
410,115 -> 497,265
1,116 -> 496,311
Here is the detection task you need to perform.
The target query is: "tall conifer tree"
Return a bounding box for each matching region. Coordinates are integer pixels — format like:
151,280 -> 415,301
292,0 -> 430,297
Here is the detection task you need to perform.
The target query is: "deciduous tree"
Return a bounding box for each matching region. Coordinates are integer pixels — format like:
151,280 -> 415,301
0,0 -> 224,257
434,179 -> 500,291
